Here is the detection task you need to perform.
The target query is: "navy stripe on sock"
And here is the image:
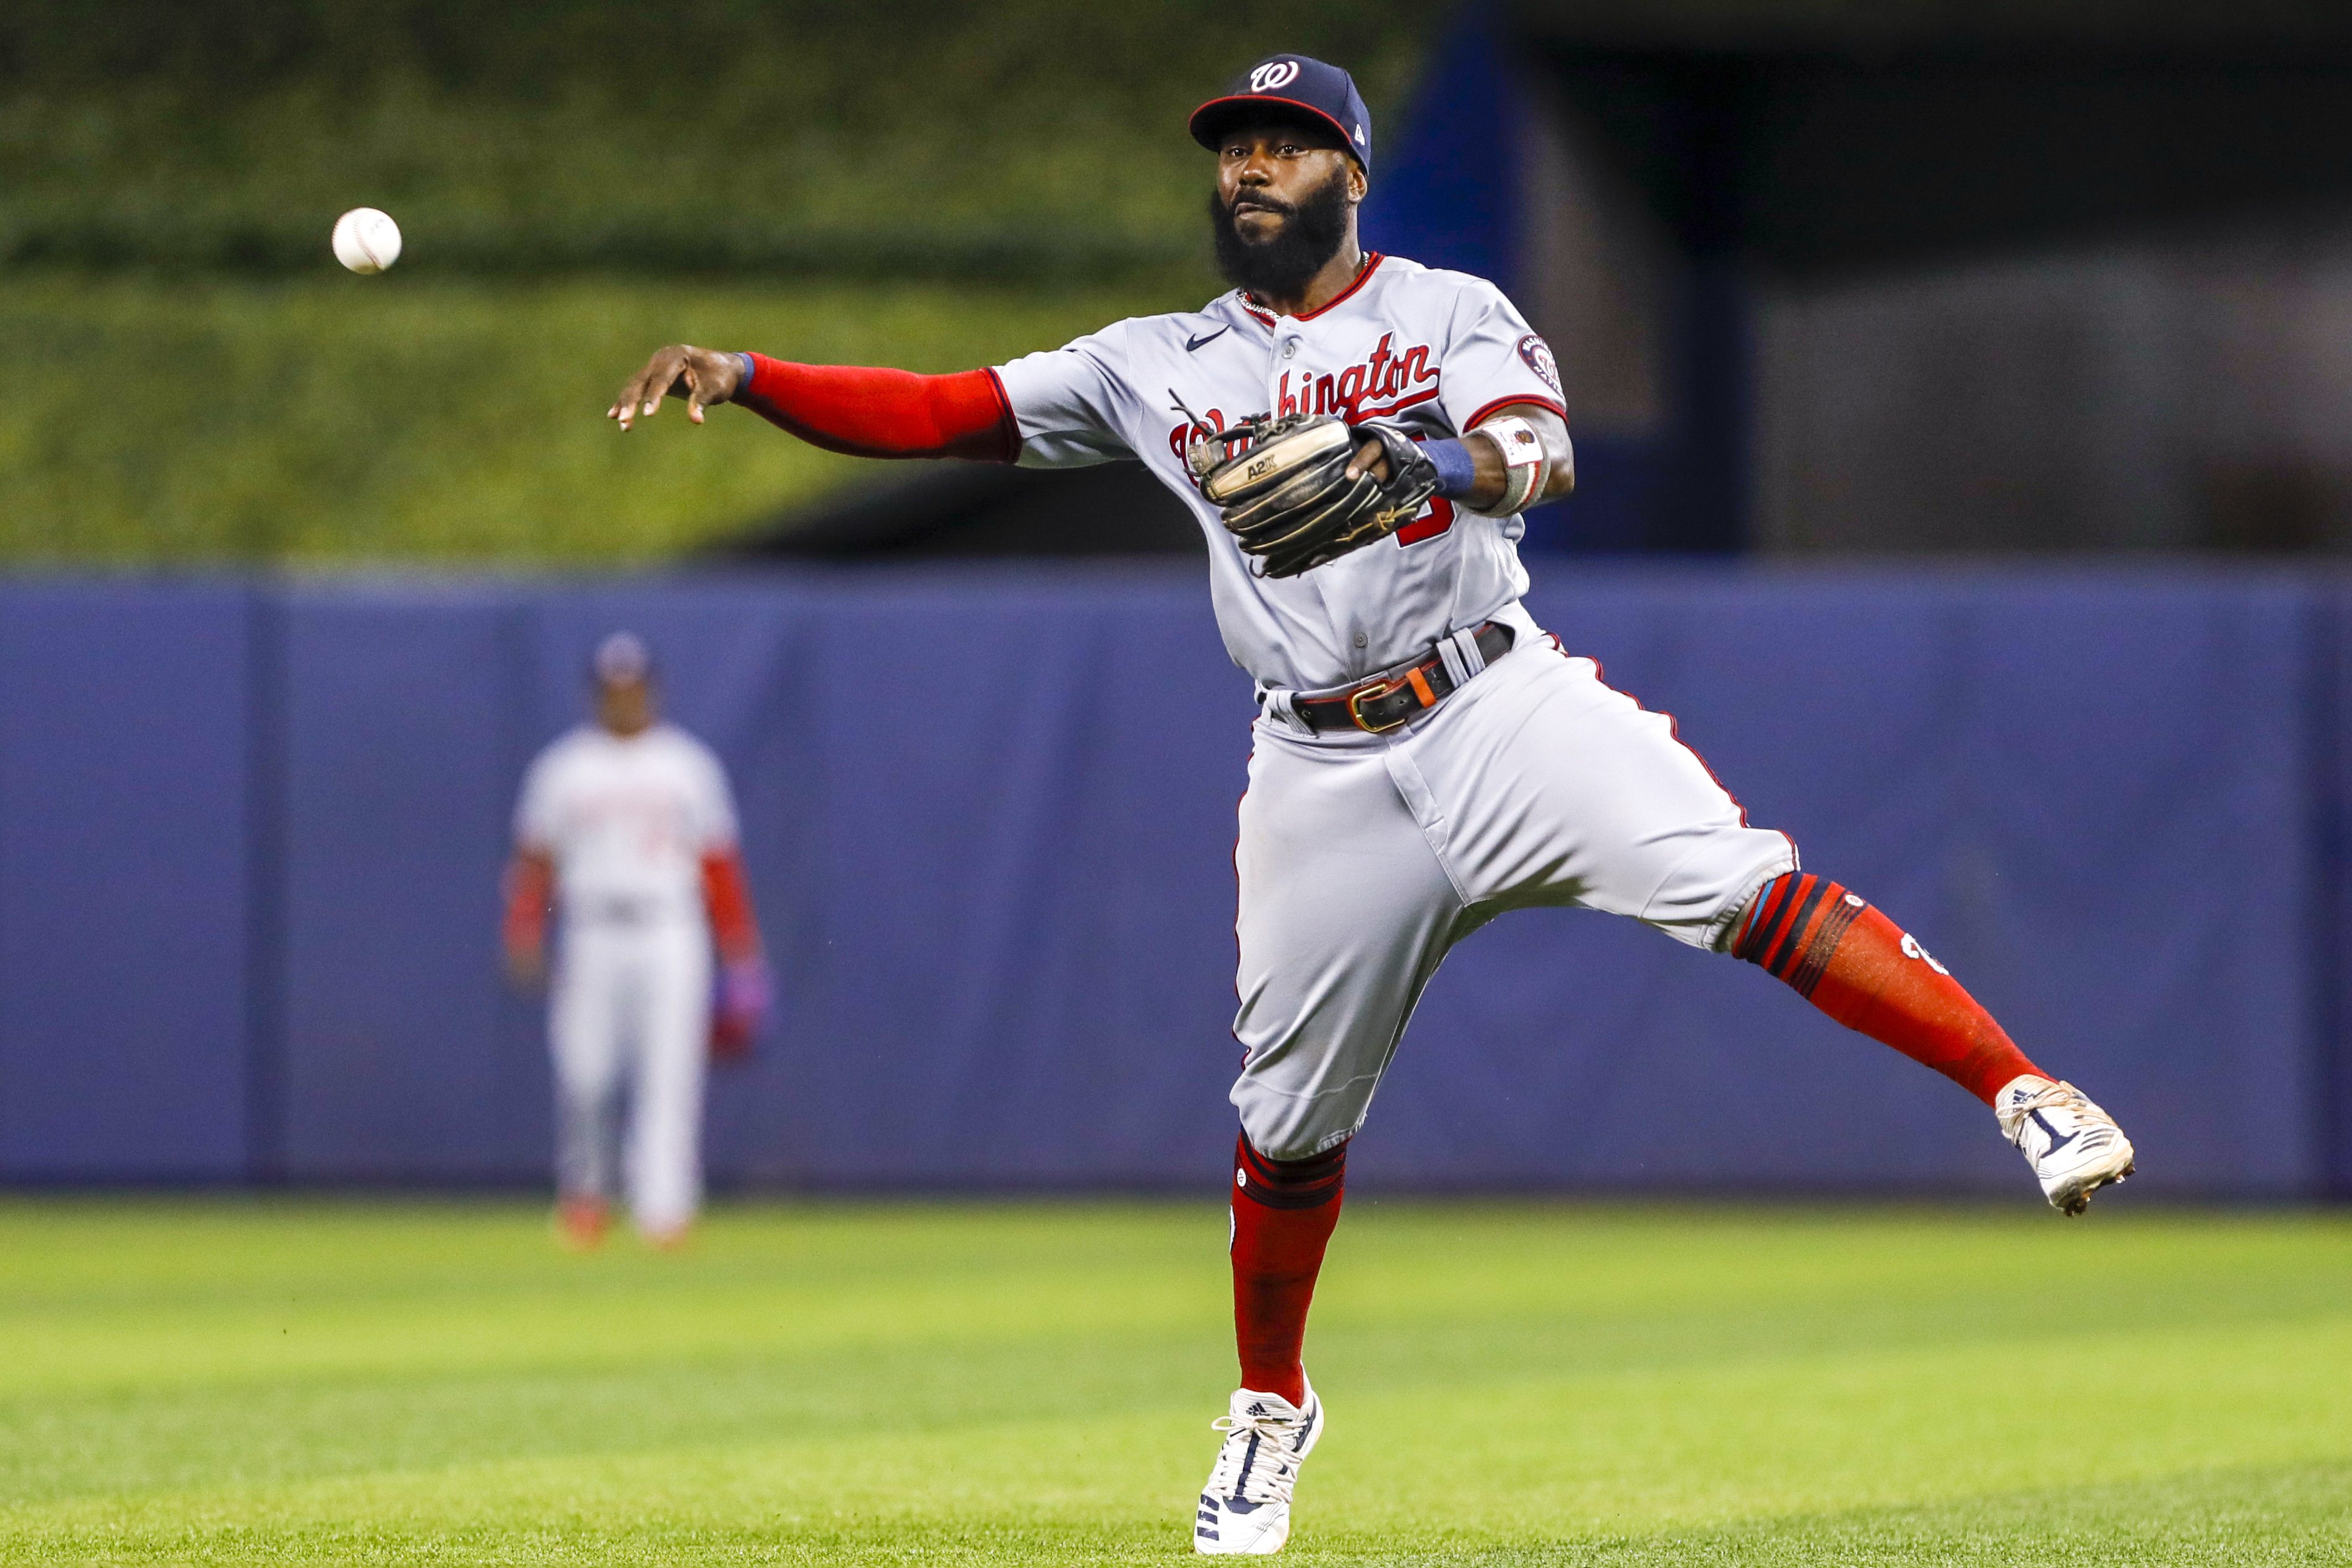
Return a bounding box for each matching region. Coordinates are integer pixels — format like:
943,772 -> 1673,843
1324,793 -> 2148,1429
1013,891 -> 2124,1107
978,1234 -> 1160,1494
1736,873 -> 1808,968
1761,876 -> 1829,979
1786,892 -> 1865,998
1738,873 -> 1867,997
1235,1133 -> 1347,1210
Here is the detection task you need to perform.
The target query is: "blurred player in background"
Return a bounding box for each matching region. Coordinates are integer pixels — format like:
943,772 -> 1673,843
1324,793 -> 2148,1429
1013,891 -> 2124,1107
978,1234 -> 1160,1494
502,632 -> 769,1250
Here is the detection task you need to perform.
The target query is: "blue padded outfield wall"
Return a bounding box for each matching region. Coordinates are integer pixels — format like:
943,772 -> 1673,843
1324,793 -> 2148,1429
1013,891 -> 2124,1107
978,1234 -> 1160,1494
0,566 -> 2346,1199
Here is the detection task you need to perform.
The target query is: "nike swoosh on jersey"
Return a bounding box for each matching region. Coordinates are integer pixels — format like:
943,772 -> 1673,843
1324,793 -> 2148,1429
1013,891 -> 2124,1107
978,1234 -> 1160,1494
1186,327 -> 1231,352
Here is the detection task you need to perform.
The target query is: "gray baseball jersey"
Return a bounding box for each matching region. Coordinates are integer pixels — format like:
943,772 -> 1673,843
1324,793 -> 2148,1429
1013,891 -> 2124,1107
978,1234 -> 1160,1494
1000,251 -> 1792,1161
994,252 -> 1566,692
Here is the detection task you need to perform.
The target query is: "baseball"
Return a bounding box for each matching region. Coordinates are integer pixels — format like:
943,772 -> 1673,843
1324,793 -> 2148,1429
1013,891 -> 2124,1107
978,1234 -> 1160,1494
331,207 -> 402,274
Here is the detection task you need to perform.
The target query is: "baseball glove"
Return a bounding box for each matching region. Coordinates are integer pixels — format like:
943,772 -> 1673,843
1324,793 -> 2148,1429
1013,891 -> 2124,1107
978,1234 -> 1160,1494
1188,414 -> 1439,578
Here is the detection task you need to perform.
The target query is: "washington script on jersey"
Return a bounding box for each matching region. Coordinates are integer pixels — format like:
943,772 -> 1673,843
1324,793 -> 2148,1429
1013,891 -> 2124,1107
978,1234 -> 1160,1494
997,253 -> 1566,690
1161,319 -> 1460,552
1164,326 -> 1446,451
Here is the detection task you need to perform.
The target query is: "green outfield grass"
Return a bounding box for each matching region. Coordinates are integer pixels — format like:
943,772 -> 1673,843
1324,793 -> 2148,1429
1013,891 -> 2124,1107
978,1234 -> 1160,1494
1,1199 -> 2346,1564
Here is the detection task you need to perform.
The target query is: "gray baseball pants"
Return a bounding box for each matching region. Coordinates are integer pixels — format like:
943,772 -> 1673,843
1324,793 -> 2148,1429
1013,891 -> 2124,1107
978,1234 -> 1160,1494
1231,605 -> 1797,1159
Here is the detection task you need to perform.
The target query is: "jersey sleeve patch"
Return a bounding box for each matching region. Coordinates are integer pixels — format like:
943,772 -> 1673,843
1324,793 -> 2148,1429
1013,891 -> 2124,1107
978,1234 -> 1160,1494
1517,334 -> 1563,398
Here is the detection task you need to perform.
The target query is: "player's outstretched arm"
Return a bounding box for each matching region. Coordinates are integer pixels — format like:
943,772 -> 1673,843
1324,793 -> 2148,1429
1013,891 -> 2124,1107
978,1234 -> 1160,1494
608,345 -> 745,430
607,347 -> 1018,462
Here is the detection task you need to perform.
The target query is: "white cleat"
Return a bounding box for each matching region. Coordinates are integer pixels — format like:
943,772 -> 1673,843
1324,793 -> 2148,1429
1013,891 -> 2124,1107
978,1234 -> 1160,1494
1193,1384 -> 1322,1555
1996,1075 -> 2135,1215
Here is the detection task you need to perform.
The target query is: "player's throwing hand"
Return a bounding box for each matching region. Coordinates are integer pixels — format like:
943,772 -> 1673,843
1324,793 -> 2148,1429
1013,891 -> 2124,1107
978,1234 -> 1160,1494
608,345 -> 745,430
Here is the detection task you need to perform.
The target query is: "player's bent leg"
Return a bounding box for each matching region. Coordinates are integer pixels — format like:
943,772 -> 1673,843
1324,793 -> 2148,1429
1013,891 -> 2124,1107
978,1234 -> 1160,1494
1397,637 -> 1796,951
1732,873 -> 2135,1213
1408,636 -> 2133,1212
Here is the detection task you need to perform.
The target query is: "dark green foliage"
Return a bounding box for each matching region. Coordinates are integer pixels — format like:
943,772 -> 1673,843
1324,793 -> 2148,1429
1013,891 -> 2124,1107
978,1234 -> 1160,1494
0,276 -> 1188,562
0,0 -> 1430,564
0,1 -> 1433,280
0,2 -> 1436,561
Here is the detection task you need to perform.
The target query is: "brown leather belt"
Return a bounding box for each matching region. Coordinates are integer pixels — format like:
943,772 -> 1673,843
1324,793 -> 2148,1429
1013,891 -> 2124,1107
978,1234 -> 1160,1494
1293,622 -> 1516,734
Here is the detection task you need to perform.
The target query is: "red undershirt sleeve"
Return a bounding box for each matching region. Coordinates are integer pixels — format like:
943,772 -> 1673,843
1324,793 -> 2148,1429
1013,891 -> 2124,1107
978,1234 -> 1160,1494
732,354 -> 1020,463
503,852 -> 553,954
700,849 -> 762,962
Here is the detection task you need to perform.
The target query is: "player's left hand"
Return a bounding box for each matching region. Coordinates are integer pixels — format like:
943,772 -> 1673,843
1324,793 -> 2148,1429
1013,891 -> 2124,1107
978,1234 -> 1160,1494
1194,414 -> 1438,578
503,938 -> 546,992
710,956 -> 771,1062
608,345 -> 744,430
1345,438 -> 1391,485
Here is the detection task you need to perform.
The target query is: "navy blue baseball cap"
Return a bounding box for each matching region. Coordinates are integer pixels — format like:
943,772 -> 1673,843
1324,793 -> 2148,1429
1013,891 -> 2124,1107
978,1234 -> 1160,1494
1189,54 -> 1373,182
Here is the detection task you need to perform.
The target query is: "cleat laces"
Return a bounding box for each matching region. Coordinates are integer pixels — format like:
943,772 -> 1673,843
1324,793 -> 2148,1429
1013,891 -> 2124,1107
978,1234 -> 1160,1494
1205,1405 -> 1309,1510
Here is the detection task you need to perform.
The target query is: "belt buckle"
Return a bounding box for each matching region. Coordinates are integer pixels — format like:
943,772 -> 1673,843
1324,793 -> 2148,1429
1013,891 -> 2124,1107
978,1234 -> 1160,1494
1346,678 -> 1410,734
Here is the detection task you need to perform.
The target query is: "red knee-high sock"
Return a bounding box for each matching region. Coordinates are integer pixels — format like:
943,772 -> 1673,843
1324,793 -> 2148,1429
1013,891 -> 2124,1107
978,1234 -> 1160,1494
1734,873 -> 2046,1105
1230,1133 -> 1345,1406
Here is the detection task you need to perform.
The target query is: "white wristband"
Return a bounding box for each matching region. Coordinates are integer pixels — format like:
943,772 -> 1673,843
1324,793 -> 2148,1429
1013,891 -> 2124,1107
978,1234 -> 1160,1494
1469,415 -> 1545,516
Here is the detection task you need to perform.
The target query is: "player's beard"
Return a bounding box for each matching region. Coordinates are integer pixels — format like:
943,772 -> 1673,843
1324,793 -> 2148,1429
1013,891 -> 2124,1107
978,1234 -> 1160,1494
1209,170 -> 1352,301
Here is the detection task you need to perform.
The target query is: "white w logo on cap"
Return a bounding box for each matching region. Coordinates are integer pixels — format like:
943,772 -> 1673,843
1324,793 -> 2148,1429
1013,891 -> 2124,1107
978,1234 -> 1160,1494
1249,61 -> 1301,92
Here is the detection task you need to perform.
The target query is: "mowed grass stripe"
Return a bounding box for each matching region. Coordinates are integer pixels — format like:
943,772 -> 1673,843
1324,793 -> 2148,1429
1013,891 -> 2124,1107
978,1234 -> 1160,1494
0,1201 -> 2345,1564
5,1203 -> 2344,1397
13,1316 -> 2351,1525
0,1202 -> 1231,1398
8,1328 -> 2348,1562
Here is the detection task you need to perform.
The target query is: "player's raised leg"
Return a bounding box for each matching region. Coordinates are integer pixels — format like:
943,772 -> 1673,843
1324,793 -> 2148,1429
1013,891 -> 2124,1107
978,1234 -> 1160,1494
1392,635 -> 2133,1213
1730,875 -> 2134,1212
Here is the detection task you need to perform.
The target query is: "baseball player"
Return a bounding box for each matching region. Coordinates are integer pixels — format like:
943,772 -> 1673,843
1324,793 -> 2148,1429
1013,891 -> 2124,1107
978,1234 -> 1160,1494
605,54 -> 2136,1552
503,633 -> 769,1250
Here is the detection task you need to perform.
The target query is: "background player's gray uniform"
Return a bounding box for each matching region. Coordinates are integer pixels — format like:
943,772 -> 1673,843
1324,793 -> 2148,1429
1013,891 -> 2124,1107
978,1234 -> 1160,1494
996,254 -> 1794,1158
514,722 -> 739,1231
